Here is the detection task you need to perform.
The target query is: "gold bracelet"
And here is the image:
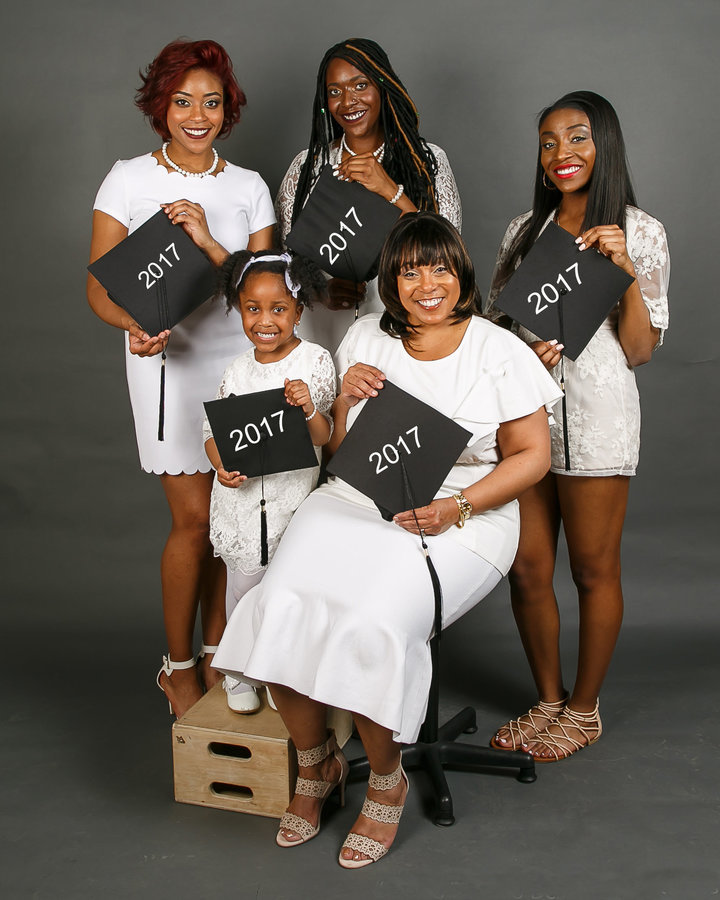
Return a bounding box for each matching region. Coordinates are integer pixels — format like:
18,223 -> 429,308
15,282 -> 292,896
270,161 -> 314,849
453,492 -> 473,529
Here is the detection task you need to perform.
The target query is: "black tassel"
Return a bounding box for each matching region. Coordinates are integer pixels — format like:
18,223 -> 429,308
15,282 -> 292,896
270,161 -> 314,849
260,498 -> 268,566
259,447 -> 268,566
157,350 -> 166,442
400,458 -> 444,640
557,290 -> 570,471
156,279 -> 170,442
560,359 -> 570,472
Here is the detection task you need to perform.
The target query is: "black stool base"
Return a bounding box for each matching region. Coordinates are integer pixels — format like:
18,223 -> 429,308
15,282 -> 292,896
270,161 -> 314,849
349,706 -> 536,826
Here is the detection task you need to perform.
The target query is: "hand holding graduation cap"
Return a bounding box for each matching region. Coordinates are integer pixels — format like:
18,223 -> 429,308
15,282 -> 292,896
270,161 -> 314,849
339,362 -> 387,406
162,198 -> 223,264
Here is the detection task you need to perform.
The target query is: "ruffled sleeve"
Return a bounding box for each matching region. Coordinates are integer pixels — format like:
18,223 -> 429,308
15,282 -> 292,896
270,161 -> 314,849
626,207 -> 670,347
452,328 -> 562,442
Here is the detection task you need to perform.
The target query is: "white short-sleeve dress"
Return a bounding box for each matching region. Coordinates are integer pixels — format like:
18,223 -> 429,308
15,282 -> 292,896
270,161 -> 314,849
213,314 -> 562,743
274,143 -> 462,354
93,154 -> 276,474
486,207 -> 670,476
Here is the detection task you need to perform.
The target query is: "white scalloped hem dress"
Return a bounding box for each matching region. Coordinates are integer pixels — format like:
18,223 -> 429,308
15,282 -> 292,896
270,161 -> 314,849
486,206 -> 670,477
213,314 -> 562,743
93,154 -> 276,475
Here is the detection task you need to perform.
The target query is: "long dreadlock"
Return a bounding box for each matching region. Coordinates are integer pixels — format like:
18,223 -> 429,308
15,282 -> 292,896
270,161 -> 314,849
291,38 -> 439,226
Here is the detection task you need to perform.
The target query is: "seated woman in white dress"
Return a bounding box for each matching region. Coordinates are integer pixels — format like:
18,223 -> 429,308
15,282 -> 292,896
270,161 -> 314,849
213,213 -> 562,868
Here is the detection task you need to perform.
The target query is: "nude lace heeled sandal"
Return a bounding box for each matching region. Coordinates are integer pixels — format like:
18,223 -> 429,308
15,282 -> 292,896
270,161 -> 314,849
339,761 -> 409,869
528,701 -> 602,763
490,695 -> 568,750
156,653 -> 196,715
276,732 -> 349,848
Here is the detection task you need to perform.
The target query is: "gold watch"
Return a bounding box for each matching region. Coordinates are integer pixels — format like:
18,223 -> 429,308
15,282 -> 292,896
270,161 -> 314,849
452,492 -> 473,528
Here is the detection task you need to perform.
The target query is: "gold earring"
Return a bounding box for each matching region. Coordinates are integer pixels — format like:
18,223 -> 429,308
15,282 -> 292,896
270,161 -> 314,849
542,172 -> 557,191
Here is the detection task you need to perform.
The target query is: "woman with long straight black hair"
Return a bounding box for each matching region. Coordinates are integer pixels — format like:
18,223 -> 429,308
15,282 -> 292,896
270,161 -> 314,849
486,91 -> 670,762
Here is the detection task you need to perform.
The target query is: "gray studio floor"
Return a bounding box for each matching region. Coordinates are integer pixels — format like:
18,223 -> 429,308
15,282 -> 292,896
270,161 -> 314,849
2,512 -> 719,900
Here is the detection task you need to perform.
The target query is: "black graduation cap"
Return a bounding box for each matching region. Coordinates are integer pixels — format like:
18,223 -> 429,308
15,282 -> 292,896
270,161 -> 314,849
326,381 -> 472,519
286,165 -> 402,282
203,387 -> 318,479
494,221 -> 634,360
88,209 -> 216,337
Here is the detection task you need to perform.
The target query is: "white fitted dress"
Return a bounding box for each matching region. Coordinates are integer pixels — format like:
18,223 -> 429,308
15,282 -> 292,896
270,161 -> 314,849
275,143 -> 462,353
486,207 -> 670,476
93,154 -> 276,474
213,315 -> 562,742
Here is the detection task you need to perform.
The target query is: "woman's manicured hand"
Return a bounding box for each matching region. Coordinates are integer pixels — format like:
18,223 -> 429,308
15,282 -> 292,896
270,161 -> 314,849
393,498 -> 459,535
576,225 -> 636,277
333,151 -> 398,201
340,363 -> 386,407
162,199 -> 218,257
529,339 -> 563,370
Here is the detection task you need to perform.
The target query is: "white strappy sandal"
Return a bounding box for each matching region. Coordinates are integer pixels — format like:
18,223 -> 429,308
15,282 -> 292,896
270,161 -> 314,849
338,760 -> 409,869
156,653 -> 196,715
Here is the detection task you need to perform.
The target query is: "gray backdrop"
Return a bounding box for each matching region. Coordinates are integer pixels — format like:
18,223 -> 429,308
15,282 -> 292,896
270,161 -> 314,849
2,1 -> 718,898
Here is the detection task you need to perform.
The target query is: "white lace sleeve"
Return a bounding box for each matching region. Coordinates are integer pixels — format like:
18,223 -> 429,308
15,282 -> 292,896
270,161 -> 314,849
202,366 -> 233,445
429,144 -> 462,232
275,150 -> 308,245
484,213 -> 531,323
309,348 -> 337,414
626,207 -> 670,347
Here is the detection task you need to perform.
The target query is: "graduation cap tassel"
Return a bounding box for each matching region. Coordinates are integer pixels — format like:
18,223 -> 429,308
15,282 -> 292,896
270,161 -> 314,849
401,458 -> 444,641
557,293 -> 570,471
259,439 -> 269,566
156,278 -> 171,442
158,350 -> 166,442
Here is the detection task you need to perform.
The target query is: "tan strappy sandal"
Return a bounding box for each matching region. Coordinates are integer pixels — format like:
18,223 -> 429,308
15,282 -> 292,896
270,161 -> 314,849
527,701 -> 602,763
490,696 -> 568,750
276,732 -> 349,847
338,761 -> 409,869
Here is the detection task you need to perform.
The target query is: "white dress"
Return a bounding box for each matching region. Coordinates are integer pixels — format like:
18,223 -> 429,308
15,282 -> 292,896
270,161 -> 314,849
213,315 -> 562,743
486,207 -> 670,476
201,341 -> 336,575
93,154 -> 276,474
275,143 -> 462,353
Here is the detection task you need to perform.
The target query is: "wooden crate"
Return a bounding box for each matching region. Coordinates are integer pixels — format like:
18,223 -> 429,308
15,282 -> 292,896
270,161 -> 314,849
172,683 -> 352,819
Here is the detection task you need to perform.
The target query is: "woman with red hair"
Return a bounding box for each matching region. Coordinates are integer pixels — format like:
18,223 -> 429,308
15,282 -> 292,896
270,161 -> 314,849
87,39 -> 275,718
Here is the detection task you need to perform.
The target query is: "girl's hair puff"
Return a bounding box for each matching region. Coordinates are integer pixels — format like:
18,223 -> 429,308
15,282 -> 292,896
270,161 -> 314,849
216,250 -> 328,313
135,38 -> 246,140
378,212 -> 482,340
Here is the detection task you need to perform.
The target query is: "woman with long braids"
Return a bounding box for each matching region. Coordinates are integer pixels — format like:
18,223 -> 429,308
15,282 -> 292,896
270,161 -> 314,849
276,37 -> 461,351
486,91 -> 670,761
87,40 -> 275,718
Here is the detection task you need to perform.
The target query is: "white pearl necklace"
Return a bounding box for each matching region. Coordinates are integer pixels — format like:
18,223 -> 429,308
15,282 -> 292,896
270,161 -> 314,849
161,142 -> 219,178
340,133 -> 385,164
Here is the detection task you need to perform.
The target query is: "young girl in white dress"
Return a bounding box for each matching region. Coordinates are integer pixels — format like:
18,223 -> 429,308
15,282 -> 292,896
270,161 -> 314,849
203,251 -> 336,712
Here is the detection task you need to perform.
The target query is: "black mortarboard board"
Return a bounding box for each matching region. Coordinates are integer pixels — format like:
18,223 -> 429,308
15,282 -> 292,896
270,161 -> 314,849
286,165 -> 402,282
494,221 -> 634,360
203,387 -> 318,478
326,381 -> 471,519
88,209 -> 216,336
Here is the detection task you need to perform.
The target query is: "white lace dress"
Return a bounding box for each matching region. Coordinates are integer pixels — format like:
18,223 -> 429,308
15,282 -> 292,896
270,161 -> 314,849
486,206 -> 670,476
201,341 -> 336,575
275,143 -> 462,353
